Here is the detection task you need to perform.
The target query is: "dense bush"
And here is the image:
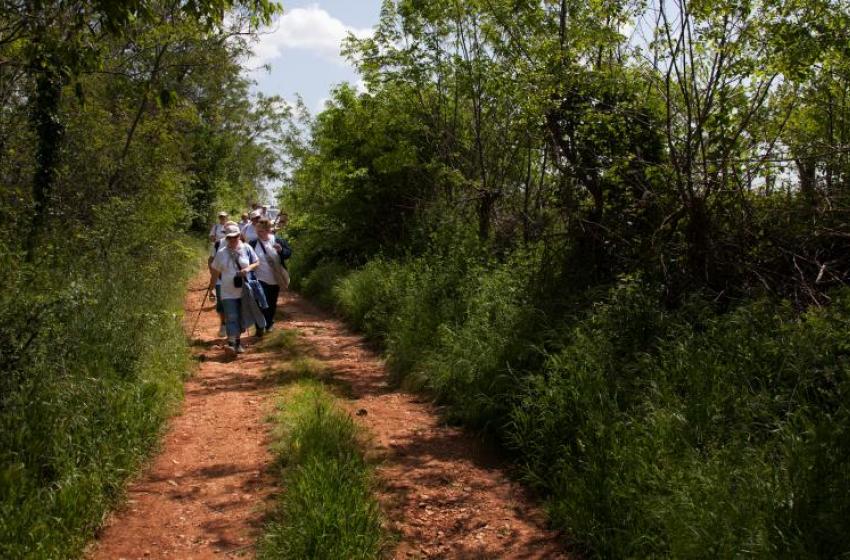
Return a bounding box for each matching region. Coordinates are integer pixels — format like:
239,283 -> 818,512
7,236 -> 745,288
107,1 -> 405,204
276,1 -> 850,556
293,249 -> 850,557
0,222 -> 201,558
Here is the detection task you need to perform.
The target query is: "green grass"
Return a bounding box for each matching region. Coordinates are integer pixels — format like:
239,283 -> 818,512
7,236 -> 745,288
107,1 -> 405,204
257,328 -> 303,355
0,236 -> 204,559
264,356 -> 331,387
259,380 -> 384,560
294,249 -> 850,558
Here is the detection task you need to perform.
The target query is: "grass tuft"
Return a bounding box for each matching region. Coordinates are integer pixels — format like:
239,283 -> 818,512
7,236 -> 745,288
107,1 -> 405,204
258,328 -> 302,355
259,381 -> 384,559
265,356 -> 330,386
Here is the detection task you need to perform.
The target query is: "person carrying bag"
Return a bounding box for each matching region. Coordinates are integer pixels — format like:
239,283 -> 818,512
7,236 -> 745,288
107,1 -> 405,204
249,218 -> 292,334
209,224 -> 263,355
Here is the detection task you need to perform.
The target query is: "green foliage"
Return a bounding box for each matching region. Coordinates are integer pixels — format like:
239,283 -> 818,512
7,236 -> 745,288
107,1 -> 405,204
280,83 -> 441,270
507,285 -> 850,558
0,232 -> 201,559
315,249 -> 850,557
298,261 -> 352,309
260,381 -> 384,560
314,210 -> 850,558
333,236 -> 487,382
276,0 -> 848,557
0,2 -> 286,556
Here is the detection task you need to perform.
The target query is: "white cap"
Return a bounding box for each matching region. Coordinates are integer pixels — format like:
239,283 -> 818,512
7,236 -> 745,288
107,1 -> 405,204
224,224 -> 241,238
249,209 -> 262,219
218,211 -> 228,217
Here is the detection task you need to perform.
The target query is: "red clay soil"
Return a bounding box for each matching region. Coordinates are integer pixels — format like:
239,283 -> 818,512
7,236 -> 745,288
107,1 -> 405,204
284,295 -> 568,560
87,274 -> 280,560
87,271 -> 569,559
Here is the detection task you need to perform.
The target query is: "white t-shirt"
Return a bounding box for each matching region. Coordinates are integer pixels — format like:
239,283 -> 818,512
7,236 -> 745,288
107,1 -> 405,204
211,242 -> 258,300
253,237 -> 280,285
210,222 -> 227,240
242,223 -> 258,243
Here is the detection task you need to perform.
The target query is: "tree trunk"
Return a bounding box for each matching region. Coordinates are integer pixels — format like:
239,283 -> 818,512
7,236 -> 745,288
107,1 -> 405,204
685,197 -> 712,285
478,190 -> 498,240
796,157 -> 818,207
26,65 -> 64,258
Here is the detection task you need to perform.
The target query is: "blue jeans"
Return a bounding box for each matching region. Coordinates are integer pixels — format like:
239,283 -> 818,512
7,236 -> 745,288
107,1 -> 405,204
220,298 -> 242,340
214,284 -> 223,313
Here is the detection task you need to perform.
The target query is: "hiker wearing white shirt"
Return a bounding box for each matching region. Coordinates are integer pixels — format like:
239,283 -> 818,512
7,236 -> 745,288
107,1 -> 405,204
209,224 -> 261,355
249,218 -> 292,333
209,211 -> 228,242
241,209 -> 261,243
210,220 -> 239,336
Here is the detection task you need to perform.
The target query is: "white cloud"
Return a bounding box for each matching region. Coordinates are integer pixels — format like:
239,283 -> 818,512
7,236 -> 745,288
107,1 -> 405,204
250,4 -> 373,68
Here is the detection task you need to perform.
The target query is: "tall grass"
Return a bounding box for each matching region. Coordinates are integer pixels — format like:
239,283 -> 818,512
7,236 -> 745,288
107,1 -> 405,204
259,380 -> 383,560
302,249 -> 850,558
0,225 -> 202,558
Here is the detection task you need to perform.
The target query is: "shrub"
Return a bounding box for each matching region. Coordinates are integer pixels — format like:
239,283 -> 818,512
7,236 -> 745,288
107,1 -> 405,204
415,247 -> 545,426
333,258 -> 408,342
288,201 -> 850,559
509,286 -> 850,557
307,248 -> 850,557
298,261 -> 351,309
0,221 -> 200,558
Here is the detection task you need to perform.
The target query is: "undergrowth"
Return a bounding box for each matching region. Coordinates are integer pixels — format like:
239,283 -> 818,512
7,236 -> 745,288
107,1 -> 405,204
0,231 -> 203,559
296,247 -> 850,558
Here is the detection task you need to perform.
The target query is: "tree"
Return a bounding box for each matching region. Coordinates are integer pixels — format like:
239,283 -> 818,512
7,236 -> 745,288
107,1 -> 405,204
0,0 -> 279,255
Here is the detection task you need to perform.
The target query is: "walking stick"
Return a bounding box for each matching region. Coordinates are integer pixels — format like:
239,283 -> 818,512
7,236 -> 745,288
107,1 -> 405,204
191,284 -> 212,338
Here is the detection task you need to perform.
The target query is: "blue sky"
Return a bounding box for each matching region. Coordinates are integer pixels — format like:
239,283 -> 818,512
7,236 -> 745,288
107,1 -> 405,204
248,1 -> 384,113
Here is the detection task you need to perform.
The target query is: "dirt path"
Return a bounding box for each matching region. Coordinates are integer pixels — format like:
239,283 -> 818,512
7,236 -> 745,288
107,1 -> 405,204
88,272 -> 567,559
88,275 -> 280,559
282,294 -> 567,559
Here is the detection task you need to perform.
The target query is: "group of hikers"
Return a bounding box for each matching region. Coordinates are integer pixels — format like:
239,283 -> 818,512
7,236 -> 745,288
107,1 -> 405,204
206,203 -> 292,356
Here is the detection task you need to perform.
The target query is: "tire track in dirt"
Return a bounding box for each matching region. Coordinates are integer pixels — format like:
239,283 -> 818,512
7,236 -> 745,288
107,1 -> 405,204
87,274 -> 279,559
282,293 -> 568,559
87,271 -> 568,559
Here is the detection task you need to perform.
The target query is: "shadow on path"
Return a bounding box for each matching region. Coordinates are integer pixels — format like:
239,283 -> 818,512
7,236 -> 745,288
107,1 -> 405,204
278,292 -> 569,560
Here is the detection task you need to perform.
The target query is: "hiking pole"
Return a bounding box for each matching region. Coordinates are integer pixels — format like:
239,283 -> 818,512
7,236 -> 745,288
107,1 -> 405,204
191,284 -> 212,339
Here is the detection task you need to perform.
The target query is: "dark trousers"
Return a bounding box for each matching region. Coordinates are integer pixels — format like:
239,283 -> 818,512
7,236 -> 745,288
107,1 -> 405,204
259,280 -> 280,329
